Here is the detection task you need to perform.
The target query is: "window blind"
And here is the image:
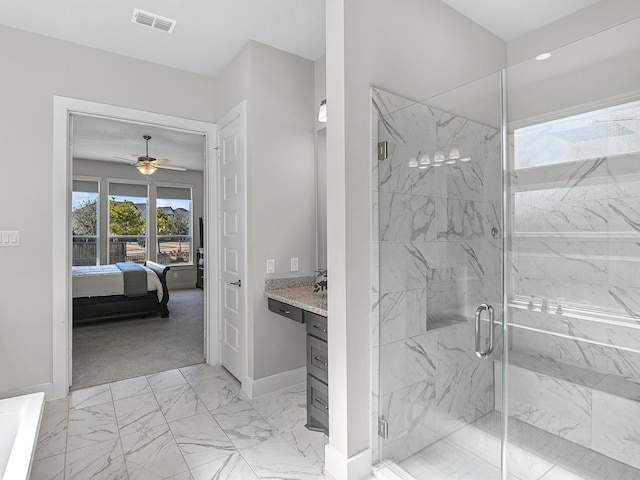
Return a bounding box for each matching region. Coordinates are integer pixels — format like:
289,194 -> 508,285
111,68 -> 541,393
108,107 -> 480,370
108,182 -> 148,198
157,186 -> 191,200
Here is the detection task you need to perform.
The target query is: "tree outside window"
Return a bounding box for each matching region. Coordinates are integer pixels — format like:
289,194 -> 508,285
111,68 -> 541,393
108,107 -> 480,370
72,180 -> 99,266
157,186 -> 192,265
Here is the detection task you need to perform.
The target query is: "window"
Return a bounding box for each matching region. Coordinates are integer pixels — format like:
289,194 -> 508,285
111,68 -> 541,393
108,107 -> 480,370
72,179 -> 99,266
108,182 -> 148,264
156,185 -> 192,265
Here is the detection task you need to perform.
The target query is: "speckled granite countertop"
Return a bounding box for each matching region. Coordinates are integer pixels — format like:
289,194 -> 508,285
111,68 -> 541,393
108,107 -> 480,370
265,276 -> 327,317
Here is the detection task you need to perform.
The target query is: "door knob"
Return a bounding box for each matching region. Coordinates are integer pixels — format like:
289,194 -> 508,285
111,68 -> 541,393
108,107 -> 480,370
230,279 -> 241,287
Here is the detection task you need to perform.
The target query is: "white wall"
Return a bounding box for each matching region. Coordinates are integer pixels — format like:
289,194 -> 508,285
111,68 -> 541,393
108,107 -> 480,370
215,41 -> 316,382
325,0 -> 507,477
73,159 -> 205,289
0,25 -> 215,398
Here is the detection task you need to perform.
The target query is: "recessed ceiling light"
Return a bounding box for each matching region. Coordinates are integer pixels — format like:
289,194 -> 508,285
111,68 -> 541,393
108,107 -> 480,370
536,52 -> 552,61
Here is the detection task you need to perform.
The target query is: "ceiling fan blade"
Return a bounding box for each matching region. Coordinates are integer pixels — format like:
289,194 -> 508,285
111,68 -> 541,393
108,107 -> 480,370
153,158 -> 173,166
111,156 -> 137,165
155,164 -> 187,171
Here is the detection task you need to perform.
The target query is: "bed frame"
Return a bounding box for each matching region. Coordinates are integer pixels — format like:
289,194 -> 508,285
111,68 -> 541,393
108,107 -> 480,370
73,261 -> 170,324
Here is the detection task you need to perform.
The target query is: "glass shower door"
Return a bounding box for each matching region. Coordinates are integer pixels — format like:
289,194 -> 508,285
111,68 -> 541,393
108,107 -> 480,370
504,16 -> 640,480
373,71 -> 505,479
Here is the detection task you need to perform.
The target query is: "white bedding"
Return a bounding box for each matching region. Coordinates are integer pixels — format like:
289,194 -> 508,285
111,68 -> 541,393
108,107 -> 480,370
72,265 -> 164,301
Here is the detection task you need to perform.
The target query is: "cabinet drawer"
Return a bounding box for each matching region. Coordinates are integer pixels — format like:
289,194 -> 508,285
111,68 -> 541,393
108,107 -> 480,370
307,334 -> 328,383
306,374 -> 329,434
305,311 -> 328,340
268,298 -> 303,323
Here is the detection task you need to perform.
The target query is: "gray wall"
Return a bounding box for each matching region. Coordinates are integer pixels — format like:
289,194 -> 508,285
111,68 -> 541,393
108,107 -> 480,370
0,25 -> 215,397
215,41 -> 316,381
73,158 -> 205,289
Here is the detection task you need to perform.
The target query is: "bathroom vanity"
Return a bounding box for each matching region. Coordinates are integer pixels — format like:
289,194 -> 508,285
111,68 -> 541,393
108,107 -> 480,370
265,277 -> 328,435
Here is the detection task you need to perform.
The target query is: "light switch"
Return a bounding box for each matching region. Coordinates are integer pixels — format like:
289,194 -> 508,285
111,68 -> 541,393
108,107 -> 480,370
266,259 -> 275,274
0,231 -> 19,246
290,257 -> 299,272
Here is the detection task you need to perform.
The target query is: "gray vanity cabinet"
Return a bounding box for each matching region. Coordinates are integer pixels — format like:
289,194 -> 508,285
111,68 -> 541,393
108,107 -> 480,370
305,311 -> 328,435
267,298 -> 329,435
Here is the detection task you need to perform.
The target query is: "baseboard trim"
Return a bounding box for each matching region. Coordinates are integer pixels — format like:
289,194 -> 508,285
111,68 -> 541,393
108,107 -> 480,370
324,444 -> 373,480
242,366 -> 306,399
0,382 -> 54,401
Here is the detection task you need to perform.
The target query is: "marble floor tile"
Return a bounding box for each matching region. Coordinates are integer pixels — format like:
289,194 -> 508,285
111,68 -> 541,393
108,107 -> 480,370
281,424 -> 327,472
213,399 -> 277,450
43,397 -> 70,417
180,363 -> 236,386
114,392 -> 166,437
34,364 -> 339,480
240,436 -> 324,479
190,452 -> 259,480
281,383 -> 307,410
169,412 -> 236,469
110,376 -> 152,400
66,401 -> 119,452
249,390 -> 307,434
147,369 -> 188,392
65,437 -> 127,480
154,383 -> 207,423
188,375 -> 242,412
34,410 -> 68,460
69,383 -> 112,409
30,452 -> 65,480
121,424 -> 189,480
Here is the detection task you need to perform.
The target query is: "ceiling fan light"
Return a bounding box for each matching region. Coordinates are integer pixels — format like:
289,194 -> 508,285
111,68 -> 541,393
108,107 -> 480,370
136,164 -> 157,175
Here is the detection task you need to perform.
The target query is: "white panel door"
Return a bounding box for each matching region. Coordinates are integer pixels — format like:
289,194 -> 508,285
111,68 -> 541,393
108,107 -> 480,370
218,104 -> 246,383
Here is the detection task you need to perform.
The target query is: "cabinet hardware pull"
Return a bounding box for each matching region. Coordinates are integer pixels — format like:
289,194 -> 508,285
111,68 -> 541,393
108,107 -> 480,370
313,324 -> 327,333
315,398 -> 329,409
314,356 -> 328,367
230,279 -> 241,287
279,309 -> 290,315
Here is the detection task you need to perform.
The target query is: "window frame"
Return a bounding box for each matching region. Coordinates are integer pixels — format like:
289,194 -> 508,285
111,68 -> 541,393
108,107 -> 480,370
106,179 -> 149,265
71,175 -> 101,266
155,182 -> 194,267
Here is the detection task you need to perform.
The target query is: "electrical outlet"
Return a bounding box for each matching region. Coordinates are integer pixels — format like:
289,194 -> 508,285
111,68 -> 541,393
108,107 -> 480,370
290,257 -> 299,272
266,259 -> 275,274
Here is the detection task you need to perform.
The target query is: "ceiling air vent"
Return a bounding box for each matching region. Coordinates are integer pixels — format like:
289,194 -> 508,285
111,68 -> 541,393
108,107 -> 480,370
132,8 -> 177,33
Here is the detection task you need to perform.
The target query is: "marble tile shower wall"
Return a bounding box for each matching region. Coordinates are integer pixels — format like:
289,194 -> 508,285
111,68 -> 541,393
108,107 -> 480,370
507,130 -> 640,469
511,153 -> 640,380
371,88 -> 502,463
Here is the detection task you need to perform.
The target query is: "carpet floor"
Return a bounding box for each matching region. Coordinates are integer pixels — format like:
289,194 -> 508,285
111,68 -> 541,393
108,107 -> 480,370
71,288 -> 204,390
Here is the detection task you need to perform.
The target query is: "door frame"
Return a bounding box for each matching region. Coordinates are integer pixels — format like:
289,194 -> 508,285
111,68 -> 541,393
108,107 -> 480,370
52,96 -> 218,398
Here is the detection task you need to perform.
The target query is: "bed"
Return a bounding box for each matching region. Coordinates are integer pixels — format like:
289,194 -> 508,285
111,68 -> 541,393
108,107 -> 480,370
72,260 -> 170,324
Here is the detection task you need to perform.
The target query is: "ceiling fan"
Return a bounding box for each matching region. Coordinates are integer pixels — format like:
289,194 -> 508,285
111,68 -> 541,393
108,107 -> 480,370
112,135 -> 187,175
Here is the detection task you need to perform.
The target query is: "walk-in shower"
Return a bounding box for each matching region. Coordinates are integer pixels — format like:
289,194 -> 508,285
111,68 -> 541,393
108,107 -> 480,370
372,15 -> 640,480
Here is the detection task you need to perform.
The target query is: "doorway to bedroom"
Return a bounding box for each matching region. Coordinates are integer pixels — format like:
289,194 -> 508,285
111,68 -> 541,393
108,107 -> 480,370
69,114 -> 207,390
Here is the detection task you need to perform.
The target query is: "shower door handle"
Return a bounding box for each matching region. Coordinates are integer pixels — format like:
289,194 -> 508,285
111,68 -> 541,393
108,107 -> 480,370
475,303 -> 495,359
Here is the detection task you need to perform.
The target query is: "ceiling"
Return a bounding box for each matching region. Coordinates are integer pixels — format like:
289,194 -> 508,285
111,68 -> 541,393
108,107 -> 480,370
1,1 -> 607,171
440,0 -> 604,41
0,0 -> 607,79
0,0 -> 326,78
72,115 -> 205,172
